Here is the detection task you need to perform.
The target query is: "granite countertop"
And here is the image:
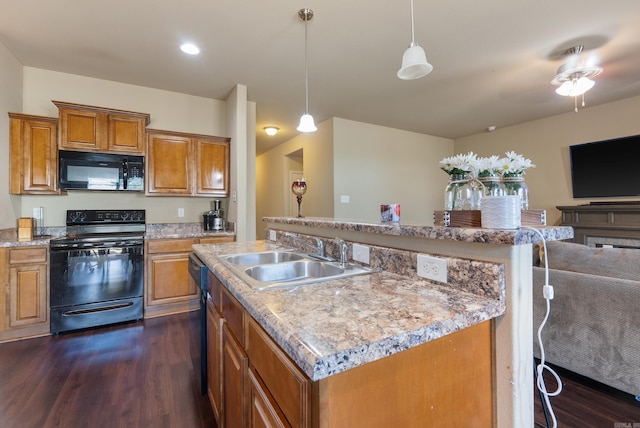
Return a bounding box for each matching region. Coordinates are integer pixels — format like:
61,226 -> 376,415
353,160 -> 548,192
0,222 -> 236,247
193,240 -> 506,381
263,217 -> 574,245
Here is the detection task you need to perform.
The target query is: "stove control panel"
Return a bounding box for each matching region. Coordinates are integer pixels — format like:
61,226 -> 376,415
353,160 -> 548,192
66,209 -> 146,225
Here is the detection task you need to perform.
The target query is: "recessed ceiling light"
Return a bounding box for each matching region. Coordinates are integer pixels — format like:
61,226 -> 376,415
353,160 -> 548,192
180,43 -> 200,55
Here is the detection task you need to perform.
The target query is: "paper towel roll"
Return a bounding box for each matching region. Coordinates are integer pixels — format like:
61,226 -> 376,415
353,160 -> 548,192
481,196 -> 521,229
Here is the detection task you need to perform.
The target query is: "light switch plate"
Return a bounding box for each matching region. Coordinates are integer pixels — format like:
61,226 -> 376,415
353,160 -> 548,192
340,195 -> 350,203
352,243 -> 370,264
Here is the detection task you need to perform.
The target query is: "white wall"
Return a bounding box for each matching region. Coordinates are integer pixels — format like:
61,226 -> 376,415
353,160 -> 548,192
333,118 -> 454,225
455,95 -> 640,226
0,42 -> 24,228
16,67 -> 235,227
226,84 -> 256,242
256,119 -> 334,238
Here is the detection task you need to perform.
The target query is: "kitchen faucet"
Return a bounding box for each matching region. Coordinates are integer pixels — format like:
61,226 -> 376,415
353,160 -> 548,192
334,238 -> 349,268
284,232 -> 325,258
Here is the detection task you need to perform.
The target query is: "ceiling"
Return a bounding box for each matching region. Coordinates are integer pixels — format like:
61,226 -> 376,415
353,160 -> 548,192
1,0 -> 640,154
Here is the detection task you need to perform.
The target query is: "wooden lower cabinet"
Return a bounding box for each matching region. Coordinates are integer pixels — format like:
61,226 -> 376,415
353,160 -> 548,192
207,299 -> 224,426
145,236 -> 233,318
208,270 -> 494,428
0,247 -> 50,342
223,325 -> 249,427
249,368 -> 291,428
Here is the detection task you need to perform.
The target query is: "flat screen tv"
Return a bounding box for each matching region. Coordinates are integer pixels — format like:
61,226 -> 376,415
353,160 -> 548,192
569,134 -> 640,198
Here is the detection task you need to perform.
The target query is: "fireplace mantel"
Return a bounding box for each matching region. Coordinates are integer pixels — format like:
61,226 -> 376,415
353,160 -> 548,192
557,203 -> 640,247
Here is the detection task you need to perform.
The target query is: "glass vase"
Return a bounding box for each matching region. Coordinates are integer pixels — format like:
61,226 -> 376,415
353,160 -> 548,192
502,173 -> 529,210
444,173 -> 475,210
479,174 -> 507,199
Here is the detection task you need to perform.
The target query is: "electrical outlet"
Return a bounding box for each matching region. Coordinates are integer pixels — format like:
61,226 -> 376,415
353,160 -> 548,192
33,207 -> 42,219
178,208 -> 184,217
352,243 -> 370,264
269,230 -> 277,241
417,254 -> 448,283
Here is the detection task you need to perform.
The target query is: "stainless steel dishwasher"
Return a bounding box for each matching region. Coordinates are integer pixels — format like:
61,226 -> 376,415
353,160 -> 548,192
188,252 -> 208,396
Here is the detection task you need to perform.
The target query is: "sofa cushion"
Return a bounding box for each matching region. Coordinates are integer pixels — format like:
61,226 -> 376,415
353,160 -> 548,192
533,267 -> 640,396
540,240 -> 640,282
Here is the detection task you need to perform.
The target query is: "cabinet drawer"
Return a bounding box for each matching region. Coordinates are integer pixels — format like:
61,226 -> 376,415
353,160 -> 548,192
221,286 -> 244,345
9,247 -> 47,264
198,236 -> 235,245
147,239 -> 196,254
246,318 -> 311,427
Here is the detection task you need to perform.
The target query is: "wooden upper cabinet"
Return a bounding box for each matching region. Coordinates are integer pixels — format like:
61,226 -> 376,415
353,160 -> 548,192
9,113 -> 59,195
146,129 -> 231,197
195,137 -> 230,196
146,132 -> 193,195
54,101 -> 150,154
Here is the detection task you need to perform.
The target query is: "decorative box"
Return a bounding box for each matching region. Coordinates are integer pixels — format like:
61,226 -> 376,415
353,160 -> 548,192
17,217 -> 34,241
433,209 -> 546,228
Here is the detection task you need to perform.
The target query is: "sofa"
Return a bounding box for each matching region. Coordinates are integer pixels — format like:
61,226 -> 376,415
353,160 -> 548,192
532,240 -> 640,396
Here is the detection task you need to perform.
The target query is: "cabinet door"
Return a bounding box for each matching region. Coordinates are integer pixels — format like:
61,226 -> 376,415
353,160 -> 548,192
246,318 -> 311,427
108,114 -> 146,154
146,253 -> 196,305
249,369 -> 291,428
223,325 -> 249,428
9,115 -> 58,195
195,138 -> 230,197
207,300 -> 224,427
8,264 -> 47,328
146,133 -> 192,194
58,108 -> 104,151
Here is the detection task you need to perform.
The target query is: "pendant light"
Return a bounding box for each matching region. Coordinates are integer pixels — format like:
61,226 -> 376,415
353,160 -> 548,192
297,8 -> 317,132
397,0 -> 433,80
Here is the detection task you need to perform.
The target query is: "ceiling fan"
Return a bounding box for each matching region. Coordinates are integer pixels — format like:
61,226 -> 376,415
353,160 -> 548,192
550,45 -> 603,111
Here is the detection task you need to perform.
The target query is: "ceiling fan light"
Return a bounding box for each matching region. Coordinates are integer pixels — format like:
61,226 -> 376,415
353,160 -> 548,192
573,76 -> 595,95
397,44 -> 433,80
297,113 -> 317,132
555,76 -> 595,97
555,80 -> 573,96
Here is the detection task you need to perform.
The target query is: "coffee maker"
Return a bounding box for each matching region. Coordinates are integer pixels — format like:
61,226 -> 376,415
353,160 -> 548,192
203,200 -> 225,231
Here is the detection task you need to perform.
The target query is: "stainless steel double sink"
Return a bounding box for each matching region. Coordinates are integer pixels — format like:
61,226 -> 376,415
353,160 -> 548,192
217,250 -> 377,290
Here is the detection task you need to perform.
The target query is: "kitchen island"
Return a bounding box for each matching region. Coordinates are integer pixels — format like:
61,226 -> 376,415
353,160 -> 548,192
193,217 -> 573,427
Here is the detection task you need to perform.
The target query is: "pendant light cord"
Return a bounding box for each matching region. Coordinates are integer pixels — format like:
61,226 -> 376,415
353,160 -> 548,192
303,10 -> 310,114
409,0 -> 416,45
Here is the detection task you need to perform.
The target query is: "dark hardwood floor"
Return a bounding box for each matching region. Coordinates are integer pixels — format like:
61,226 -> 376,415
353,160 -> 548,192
2,313 -> 639,428
534,361 -> 640,428
0,312 -> 215,428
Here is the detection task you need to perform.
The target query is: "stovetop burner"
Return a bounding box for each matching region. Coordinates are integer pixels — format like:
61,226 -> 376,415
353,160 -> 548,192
50,209 -> 146,249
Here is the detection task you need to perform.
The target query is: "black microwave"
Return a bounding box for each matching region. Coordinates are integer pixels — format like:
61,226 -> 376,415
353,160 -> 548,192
59,150 -> 144,191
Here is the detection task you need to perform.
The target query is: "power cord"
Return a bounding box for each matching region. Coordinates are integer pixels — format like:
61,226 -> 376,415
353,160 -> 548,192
523,226 -> 562,428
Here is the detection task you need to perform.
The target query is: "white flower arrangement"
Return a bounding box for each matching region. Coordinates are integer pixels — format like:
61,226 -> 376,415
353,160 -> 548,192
500,151 -> 536,176
439,151 -> 478,176
476,155 -> 503,177
439,151 -> 535,178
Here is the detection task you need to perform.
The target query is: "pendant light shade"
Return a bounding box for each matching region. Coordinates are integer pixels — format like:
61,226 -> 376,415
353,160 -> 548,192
297,8 -> 317,133
297,113 -> 317,133
398,0 -> 433,80
398,43 -> 433,80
